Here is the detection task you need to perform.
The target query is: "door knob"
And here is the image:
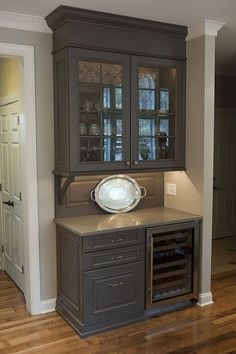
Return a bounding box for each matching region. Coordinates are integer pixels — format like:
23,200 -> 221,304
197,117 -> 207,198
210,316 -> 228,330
126,161 -> 131,166
133,161 -> 138,165
213,186 -> 221,190
2,200 -> 14,207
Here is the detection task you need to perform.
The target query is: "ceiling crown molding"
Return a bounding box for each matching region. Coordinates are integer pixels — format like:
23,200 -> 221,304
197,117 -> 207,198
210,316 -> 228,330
0,11 -> 51,33
187,20 -> 225,41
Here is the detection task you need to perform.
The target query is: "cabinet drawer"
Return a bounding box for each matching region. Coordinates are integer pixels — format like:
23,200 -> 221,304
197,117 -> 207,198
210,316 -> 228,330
83,229 -> 145,252
84,245 -> 145,270
84,262 -> 144,323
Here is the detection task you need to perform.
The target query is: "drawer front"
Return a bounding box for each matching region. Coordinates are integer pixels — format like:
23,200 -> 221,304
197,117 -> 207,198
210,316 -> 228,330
84,245 -> 145,270
83,229 -> 145,253
84,262 -> 144,323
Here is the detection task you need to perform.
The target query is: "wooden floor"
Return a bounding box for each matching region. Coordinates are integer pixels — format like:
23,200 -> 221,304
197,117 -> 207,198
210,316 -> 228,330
1,270 -> 236,354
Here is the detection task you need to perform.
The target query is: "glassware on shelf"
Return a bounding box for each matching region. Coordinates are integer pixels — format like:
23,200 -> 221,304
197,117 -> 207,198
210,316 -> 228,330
139,137 -> 156,161
83,99 -> 94,111
89,123 -> 100,136
139,67 -> 157,89
158,132 -> 168,159
79,61 -> 100,84
80,122 -> 87,136
102,64 -> 122,86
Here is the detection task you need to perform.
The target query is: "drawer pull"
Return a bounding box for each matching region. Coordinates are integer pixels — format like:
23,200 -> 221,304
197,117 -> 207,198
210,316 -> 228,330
109,255 -> 124,261
116,255 -> 123,259
111,238 -> 124,243
110,281 -> 126,288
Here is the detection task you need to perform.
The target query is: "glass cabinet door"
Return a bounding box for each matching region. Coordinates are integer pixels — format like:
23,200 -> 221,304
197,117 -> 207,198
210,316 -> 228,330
69,49 -> 130,172
131,56 -> 185,169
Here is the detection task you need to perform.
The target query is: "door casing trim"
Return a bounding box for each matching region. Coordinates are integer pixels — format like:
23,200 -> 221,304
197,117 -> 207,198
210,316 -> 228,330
0,42 -> 41,315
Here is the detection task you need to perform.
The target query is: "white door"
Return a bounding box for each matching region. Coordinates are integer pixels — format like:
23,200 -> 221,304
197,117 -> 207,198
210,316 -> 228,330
0,99 -> 24,292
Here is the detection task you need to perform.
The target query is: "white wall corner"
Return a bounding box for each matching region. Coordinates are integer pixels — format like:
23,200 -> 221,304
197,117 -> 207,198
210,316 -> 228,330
187,20 -> 225,41
197,292 -> 214,307
0,11 -> 51,33
41,298 -> 56,314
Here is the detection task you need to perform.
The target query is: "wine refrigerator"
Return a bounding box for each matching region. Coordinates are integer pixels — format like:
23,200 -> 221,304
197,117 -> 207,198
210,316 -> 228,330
146,221 -> 199,309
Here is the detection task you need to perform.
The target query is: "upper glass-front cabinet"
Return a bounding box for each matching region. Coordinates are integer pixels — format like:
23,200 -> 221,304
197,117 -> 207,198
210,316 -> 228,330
54,48 -> 185,174
69,49 -> 130,172
131,56 -> 185,170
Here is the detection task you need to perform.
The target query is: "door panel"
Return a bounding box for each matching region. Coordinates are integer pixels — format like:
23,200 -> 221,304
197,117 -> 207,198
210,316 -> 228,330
2,143 -> 10,195
69,48 -> 131,172
0,101 -> 24,292
3,207 -> 13,278
213,112 -> 236,239
13,214 -> 23,272
131,56 -> 185,170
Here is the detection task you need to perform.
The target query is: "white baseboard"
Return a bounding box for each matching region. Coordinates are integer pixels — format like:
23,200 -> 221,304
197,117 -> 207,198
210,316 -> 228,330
41,298 -> 56,314
197,292 -> 214,307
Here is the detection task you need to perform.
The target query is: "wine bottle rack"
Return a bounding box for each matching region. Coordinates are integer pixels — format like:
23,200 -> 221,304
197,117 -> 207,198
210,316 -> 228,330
146,221 -> 199,309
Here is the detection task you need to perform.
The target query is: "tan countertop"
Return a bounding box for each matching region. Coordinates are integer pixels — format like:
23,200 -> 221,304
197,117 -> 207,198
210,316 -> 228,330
55,207 -> 202,236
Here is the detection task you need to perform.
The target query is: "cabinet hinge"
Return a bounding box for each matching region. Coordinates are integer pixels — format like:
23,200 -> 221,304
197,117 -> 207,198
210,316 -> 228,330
0,183 -> 2,192
22,265 -> 24,274
19,192 -> 22,202
17,115 -> 20,125
2,245 -> 4,253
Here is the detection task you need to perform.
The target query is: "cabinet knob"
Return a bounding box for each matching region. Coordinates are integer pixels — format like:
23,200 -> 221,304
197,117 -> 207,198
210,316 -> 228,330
133,161 -> 138,165
126,161 -> 131,166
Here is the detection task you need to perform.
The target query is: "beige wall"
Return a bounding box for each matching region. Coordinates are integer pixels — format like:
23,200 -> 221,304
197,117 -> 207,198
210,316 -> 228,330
0,57 -> 22,98
164,35 -> 216,300
0,27 -> 55,301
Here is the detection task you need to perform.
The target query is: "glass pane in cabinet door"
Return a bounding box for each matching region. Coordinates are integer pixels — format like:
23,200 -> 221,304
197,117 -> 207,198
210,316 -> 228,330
139,137 -> 156,161
79,86 -> 101,113
102,63 -> 122,86
139,67 -> 158,112
159,91 -> 176,114
159,67 -> 176,90
80,137 -> 101,162
139,90 -> 156,111
103,137 -> 122,161
139,67 -> 157,89
158,136 -> 175,159
80,112 -> 100,137
139,117 -> 156,136
79,61 -> 100,84
78,58 -> 125,164
103,87 -> 123,111
103,113 -> 122,137
159,116 -> 175,137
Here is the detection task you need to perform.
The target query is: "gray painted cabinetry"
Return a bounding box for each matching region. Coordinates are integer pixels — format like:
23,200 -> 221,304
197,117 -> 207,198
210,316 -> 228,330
56,213 -> 201,337
46,6 -> 187,175
56,226 -> 145,337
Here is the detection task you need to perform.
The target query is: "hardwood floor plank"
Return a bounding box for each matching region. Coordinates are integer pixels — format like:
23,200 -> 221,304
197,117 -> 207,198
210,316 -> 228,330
1,270 -> 236,354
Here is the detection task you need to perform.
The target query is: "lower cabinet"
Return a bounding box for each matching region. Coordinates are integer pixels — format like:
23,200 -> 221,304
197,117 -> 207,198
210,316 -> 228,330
56,226 -> 145,337
84,262 -> 144,323
56,220 -> 200,337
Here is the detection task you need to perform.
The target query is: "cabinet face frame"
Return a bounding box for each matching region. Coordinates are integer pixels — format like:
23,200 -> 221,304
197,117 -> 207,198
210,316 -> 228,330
68,48 -> 131,172
131,55 -> 186,170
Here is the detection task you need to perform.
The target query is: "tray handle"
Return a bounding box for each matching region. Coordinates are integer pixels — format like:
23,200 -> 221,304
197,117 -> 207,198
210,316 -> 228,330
91,189 -> 96,201
140,186 -> 147,198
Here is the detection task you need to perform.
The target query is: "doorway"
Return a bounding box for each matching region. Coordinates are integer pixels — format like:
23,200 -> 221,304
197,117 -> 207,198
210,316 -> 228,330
212,75 -> 236,276
0,43 -> 40,315
0,73 -> 24,292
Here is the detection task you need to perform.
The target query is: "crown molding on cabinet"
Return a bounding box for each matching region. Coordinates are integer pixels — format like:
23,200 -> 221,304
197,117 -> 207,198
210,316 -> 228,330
0,11 -> 51,33
187,19 -> 225,41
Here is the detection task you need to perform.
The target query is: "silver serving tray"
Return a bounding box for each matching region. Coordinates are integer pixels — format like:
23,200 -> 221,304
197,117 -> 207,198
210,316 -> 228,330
91,175 -> 146,214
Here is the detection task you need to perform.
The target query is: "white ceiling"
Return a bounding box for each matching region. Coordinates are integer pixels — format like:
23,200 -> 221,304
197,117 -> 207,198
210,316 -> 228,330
1,0 -> 236,74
